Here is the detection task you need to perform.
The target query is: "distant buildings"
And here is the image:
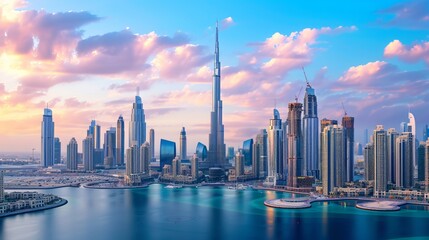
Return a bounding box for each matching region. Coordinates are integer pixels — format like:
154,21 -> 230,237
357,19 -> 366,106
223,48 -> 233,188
160,139 -> 176,170
267,109 -> 284,185
41,108 -> 55,167
207,22 -> 227,168
418,142 -> 425,182
191,154 -> 199,179
287,102 -> 303,188
180,127 -> 187,160
140,142 -> 150,175
425,139 -> 429,192
104,127 -> 116,168
364,142 -> 374,181
54,137 -> 61,164
116,115 -> 125,165
66,138 -> 78,171
150,129 -> 155,162
227,147 -> 235,162
387,128 -> 399,184
235,150 -> 244,177
87,120 -> 102,166
253,129 -> 268,179
408,112 -> 416,171
172,157 -> 181,177
0,171 -> 4,202
242,139 -> 253,166
395,132 -> 414,188
321,125 -> 345,195
196,142 -> 207,162
303,82 -> 319,179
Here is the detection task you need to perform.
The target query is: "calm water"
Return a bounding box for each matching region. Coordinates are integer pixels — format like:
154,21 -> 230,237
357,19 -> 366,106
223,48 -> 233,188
1,184 -> 429,240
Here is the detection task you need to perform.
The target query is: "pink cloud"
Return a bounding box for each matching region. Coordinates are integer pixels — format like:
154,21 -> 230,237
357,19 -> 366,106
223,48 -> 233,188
338,61 -> 396,86
384,39 -> 429,64
221,17 -> 235,29
378,0 -> 429,29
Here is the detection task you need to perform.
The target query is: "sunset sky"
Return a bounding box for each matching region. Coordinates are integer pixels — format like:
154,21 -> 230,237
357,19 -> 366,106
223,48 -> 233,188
1,0 -> 429,154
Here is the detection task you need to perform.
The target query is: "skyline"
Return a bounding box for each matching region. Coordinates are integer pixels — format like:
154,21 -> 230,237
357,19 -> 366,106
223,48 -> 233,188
1,0 -> 429,153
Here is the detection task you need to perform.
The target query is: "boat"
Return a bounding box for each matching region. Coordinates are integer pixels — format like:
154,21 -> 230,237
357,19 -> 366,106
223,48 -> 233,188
165,184 -> 182,189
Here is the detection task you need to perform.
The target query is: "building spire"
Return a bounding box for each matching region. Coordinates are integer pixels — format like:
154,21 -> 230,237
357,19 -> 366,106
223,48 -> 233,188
136,86 -> 140,96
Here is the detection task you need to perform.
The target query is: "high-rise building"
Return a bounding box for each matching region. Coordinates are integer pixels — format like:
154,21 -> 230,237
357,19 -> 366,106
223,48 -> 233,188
149,129 -> 155,162
116,115 -> 125,165
400,122 -> 408,133
66,138 -> 78,171
364,143 -> 374,181
196,142 -> 207,162
227,147 -> 235,161
129,90 -> 147,148
41,108 -> 55,167
242,139 -> 253,167
355,142 -> 363,156
87,120 -> 101,149
191,154 -> 199,179
180,127 -> 187,160
395,132 -> 414,188
0,171 -> 4,202
83,136 -> 94,171
207,22 -> 227,168
103,127 -> 116,168
140,142 -> 150,175
54,137 -> 61,164
287,102 -> 303,188
425,139 -> 429,192
321,119 -> 338,131
321,125 -> 346,195
235,150 -> 244,177
423,124 -> 429,142
373,125 -> 388,196
125,144 -> 141,184
172,157 -> 181,177
303,82 -> 319,179
387,128 -> 399,184
342,115 -> 354,182
418,142 -> 426,182
253,129 -> 268,179
268,109 -> 284,184
408,112 -> 416,174
160,139 -> 176,170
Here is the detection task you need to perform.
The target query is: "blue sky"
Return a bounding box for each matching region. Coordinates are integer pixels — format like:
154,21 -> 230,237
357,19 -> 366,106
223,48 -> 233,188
1,0 -> 429,153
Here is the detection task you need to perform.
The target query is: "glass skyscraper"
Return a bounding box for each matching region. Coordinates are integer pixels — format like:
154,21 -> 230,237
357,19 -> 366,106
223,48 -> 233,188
54,137 -> 61,164
287,102 -> 303,188
116,115 -> 125,165
303,83 -> 319,179
160,139 -> 176,170
41,108 -> 55,167
268,109 -> 284,185
129,91 -> 146,148
321,125 -> 345,195
342,115 -> 354,182
180,127 -> 187,160
67,138 -> 78,171
196,142 -> 207,161
104,127 -> 116,168
373,125 -> 388,197
242,139 -> 253,166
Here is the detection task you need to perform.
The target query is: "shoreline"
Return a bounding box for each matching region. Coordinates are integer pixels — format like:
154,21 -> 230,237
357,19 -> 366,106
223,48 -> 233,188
0,198 -> 68,218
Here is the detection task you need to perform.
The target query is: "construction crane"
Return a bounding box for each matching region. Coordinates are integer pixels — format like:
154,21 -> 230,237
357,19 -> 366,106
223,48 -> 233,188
301,66 -> 311,88
295,86 -> 303,103
342,102 -> 348,116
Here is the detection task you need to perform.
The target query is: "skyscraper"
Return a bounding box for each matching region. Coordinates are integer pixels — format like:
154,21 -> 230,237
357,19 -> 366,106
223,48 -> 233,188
268,109 -> 284,184
140,142 -> 150,175
395,132 -> 414,188
196,142 -> 207,162
116,115 -> 125,165
254,129 -> 268,179
387,128 -> 399,184
160,139 -> 176,170
303,82 -> 319,179
87,120 -> 102,165
235,150 -> 244,177
242,139 -> 253,167
425,139 -> 429,192
418,142 -> 425,182
287,102 -> 303,188
342,115 -> 354,182
41,108 -> 55,167
54,137 -> 61,164
172,157 -> 181,177
227,147 -> 235,161
408,112 -> 416,175
125,144 -> 141,184
191,154 -> 199,179
104,127 -> 116,168
207,22 -> 227,168
83,136 -> 94,171
423,124 -> 429,141
373,125 -> 388,197
129,89 -> 147,148
364,142 -> 374,181
150,129 -> 155,162
0,171 -> 4,202
180,127 -> 187,160
321,125 -> 346,195
66,138 -> 78,171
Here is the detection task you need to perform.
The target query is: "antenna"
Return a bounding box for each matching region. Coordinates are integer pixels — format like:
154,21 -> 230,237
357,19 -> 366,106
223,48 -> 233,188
136,86 -> 140,96
295,86 -> 303,102
302,67 -> 311,88
342,102 -> 347,116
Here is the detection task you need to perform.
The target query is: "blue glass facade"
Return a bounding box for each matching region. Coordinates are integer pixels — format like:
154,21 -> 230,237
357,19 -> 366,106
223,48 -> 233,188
242,139 -> 253,166
196,142 -> 207,161
160,139 -> 176,170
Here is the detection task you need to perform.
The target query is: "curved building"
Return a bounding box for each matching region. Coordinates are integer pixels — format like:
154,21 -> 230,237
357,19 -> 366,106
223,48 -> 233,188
196,142 -> 208,161
160,139 -> 176,170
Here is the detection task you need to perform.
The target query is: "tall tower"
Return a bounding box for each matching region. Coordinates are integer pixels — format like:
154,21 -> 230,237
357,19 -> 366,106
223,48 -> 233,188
303,82 -> 319,179
208,22 -> 227,168
83,135 -> 94,171
342,114 -> 354,182
129,88 -> 147,148
54,137 -> 61,164
150,129 -> 155,161
287,102 -> 303,188
103,127 -> 116,168
408,111 -> 416,175
268,109 -> 284,184
364,142 -> 374,181
395,132 -> 414,188
116,115 -> 125,165
41,108 -> 55,167
140,142 -> 150,175
373,125 -> 388,197
66,138 -> 78,171
387,128 -> 399,184
425,139 -> 429,192
180,127 -> 187,160
235,150 -> 244,177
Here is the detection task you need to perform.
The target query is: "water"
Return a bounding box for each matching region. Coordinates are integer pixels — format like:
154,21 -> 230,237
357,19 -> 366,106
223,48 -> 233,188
1,184 -> 429,240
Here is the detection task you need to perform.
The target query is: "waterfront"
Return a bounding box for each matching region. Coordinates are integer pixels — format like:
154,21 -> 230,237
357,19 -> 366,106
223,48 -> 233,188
1,185 -> 429,240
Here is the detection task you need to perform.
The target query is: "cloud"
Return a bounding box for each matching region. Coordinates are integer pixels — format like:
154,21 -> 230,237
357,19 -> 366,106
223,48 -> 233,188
384,39 -> 429,65
221,17 -> 235,29
378,0 -> 429,29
